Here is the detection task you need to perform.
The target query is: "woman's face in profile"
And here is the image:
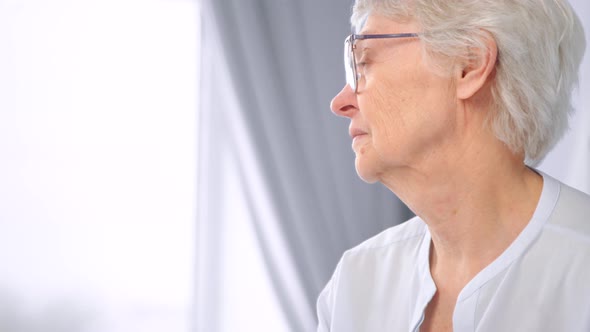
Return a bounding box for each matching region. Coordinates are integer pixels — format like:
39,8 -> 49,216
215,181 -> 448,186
331,14 -> 459,183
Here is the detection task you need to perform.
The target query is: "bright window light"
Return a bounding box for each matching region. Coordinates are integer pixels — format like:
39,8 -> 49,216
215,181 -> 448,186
0,0 -> 199,331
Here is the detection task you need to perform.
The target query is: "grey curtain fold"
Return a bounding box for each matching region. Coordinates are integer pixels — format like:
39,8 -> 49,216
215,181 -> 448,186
197,0 -> 412,330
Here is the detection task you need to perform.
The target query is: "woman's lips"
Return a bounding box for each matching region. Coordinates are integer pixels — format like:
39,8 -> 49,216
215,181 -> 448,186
349,128 -> 368,148
349,128 -> 368,139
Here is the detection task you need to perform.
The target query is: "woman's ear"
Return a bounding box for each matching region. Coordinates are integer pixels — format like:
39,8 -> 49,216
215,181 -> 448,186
456,33 -> 498,100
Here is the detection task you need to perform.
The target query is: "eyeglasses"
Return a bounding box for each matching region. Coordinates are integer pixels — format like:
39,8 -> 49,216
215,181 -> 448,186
344,33 -> 419,93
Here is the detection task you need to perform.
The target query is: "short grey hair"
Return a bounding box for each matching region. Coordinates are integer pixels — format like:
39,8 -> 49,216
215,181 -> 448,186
352,0 -> 586,165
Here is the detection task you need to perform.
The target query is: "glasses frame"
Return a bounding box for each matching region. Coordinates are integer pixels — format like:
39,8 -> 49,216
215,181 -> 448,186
344,33 -> 420,93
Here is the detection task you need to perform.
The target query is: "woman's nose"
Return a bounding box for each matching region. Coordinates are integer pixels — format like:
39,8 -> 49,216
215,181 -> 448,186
330,84 -> 358,118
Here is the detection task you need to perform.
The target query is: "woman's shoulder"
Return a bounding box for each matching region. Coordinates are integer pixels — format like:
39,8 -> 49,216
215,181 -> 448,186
344,215 -> 427,256
317,217 -> 429,332
548,180 -> 590,238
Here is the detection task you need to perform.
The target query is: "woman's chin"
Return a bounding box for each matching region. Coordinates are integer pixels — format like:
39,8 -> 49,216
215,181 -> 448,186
355,159 -> 380,184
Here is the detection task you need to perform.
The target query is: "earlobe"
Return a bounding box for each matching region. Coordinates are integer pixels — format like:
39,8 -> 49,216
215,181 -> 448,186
456,33 -> 498,100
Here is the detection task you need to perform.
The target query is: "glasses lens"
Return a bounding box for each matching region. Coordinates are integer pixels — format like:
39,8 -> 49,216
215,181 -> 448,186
344,37 -> 356,91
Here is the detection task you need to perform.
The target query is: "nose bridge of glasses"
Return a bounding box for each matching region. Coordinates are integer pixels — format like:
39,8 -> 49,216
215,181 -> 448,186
343,37 -> 357,92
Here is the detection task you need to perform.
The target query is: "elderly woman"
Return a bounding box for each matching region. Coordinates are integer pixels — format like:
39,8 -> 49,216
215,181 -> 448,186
317,0 -> 590,331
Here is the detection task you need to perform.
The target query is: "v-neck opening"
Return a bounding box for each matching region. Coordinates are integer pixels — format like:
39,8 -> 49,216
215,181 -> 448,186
412,171 -> 560,331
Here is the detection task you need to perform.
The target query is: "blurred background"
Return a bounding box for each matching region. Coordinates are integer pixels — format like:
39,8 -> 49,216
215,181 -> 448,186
0,0 -> 197,331
0,0 -> 588,331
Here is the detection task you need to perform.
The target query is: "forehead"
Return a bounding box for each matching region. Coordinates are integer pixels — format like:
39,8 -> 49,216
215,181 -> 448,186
358,14 -> 419,34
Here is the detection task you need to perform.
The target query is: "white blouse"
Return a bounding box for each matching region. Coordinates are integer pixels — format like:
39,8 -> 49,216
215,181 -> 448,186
317,173 -> 590,332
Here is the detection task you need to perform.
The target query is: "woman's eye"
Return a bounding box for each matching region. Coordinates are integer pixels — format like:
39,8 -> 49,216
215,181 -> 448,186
356,60 -> 368,70
356,60 -> 369,75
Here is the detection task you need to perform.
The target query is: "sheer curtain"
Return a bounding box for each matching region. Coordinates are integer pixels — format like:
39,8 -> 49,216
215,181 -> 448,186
197,1 -> 590,331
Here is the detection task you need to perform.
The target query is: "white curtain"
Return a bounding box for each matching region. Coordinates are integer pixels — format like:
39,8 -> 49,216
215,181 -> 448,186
196,1 -> 590,331
539,0 -> 590,195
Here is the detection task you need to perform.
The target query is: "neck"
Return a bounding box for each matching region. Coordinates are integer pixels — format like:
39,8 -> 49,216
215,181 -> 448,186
380,126 -> 543,286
